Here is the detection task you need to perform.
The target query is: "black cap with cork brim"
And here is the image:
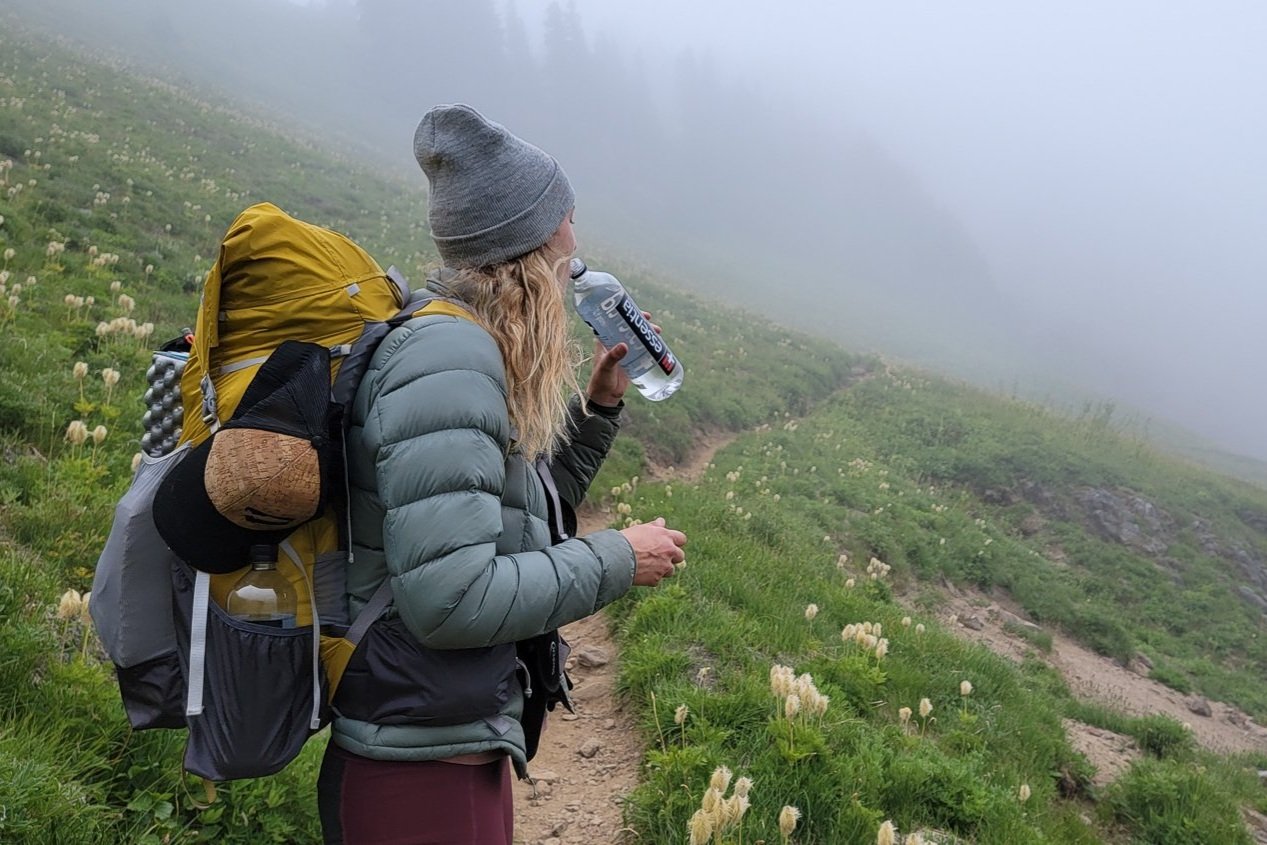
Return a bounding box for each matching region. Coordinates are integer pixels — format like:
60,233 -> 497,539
153,341 -> 334,574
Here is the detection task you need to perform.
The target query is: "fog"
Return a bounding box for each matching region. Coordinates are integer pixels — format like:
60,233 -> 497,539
9,0 -> 1266,463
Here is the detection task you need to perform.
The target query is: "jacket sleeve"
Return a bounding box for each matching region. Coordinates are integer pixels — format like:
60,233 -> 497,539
366,317 -> 635,650
548,396 -> 623,510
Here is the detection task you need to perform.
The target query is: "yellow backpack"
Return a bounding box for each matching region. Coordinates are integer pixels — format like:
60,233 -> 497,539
93,202 -> 469,781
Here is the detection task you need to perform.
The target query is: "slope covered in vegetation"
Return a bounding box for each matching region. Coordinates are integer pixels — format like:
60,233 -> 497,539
1,16 -> 1264,845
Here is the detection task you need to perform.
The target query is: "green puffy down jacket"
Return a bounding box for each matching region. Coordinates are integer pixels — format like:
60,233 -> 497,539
332,290 -> 635,772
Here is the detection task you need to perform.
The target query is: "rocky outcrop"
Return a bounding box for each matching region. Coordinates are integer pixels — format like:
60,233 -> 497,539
1074,487 -> 1174,555
1238,508 -> 1267,535
989,481 -> 1267,618
1019,479 -> 1069,520
1186,696 -> 1213,718
1239,586 -> 1267,614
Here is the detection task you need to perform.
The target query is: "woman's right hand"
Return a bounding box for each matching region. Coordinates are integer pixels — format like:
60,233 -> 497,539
620,517 -> 687,587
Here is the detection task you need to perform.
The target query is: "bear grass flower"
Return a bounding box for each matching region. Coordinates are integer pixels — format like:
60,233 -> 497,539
709,765 -> 732,794
57,588 -> 83,619
804,603 -> 818,621
688,808 -> 713,845
770,663 -> 796,698
866,556 -> 891,580
877,819 -> 897,845
1019,783 -> 1031,803
65,419 -> 88,447
723,793 -> 751,829
101,367 -> 121,406
778,805 -> 800,842
691,766 -> 753,843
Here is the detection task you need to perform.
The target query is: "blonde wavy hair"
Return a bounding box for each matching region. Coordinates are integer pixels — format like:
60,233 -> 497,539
443,244 -> 584,458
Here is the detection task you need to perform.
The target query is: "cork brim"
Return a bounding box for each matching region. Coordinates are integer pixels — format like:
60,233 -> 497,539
204,428 -> 320,531
152,432 -> 313,575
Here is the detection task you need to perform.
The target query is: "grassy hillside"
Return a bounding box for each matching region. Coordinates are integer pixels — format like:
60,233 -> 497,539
1,15 -> 1265,845
0,19 -> 855,844
598,370 -> 1267,843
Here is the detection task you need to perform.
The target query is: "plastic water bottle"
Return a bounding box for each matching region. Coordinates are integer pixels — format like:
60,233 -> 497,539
570,259 -> 684,401
226,545 -> 297,628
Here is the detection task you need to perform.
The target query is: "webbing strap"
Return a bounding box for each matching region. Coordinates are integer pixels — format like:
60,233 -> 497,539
280,540 -> 323,730
216,355 -> 268,376
535,458 -> 569,541
385,265 -> 410,305
345,578 -> 394,647
414,299 -> 473,321
186,570 -> 211,716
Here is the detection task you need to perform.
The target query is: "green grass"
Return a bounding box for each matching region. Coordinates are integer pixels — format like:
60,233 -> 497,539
601,412 -> 1264,841
1104,757 -> 1258,845
0,18 -> 857,843
1,13 -> 1266,845
601,449 -> 1098,842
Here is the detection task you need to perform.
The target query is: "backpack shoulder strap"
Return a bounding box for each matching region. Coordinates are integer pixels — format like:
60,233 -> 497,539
412,299 -> 472,321
345,578 -> 395,645
329,292 -> 473,409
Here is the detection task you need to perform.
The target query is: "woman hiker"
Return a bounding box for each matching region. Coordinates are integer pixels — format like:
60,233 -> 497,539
317,103 -> 688,844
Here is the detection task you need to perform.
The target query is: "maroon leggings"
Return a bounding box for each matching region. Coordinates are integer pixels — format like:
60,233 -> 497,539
318,743 -> 513,845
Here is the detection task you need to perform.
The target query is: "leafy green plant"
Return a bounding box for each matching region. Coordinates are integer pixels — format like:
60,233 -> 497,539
1105,758 -> 1252,845
1133,715 -> 1196,760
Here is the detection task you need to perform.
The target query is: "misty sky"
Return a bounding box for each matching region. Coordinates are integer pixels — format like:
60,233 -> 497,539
104,0 -> 1265,461
557,0 -> 1267,456
281,0 -> 1267,458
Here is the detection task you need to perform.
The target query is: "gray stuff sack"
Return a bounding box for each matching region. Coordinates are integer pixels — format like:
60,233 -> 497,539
90,444 -> 191,729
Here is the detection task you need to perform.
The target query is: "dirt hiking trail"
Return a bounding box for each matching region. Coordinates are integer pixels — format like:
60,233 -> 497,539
913,586 -> 1267,763
512,428 -> 735,845
510,580 -> 641,845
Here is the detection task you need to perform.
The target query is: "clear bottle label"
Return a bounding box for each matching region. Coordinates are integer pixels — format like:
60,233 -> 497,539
602,292 -> 677,376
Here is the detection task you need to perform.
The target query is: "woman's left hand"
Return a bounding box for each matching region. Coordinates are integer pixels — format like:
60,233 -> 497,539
586,339 -> 628,407
587,312 -> 659,407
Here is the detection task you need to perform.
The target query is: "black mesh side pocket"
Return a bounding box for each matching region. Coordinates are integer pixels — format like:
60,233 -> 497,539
116,651 -> 186,730
172,562 -> 328,782
333,617 -> 516,727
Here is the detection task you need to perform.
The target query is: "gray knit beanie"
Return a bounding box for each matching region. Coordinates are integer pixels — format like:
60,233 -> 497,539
414,104 -> 575,269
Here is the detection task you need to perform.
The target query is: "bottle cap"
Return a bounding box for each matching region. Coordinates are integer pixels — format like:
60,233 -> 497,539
249,544 -> 278,565
569,258 -> 588,280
